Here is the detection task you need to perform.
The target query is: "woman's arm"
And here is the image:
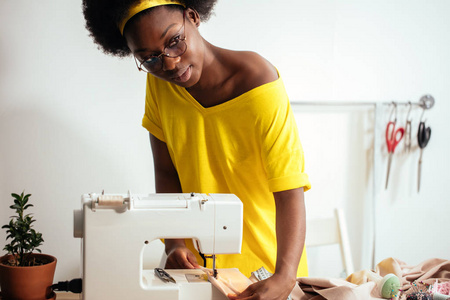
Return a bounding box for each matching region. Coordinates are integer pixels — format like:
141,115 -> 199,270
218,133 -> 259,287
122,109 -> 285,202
274,187 -> 306,281
150,133 -> 182,193
150,133 -> 200,269
229,187 -> 305,300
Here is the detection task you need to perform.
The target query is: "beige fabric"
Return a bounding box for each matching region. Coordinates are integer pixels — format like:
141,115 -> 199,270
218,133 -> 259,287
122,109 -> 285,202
348,257 -> 450,290
297,258 -> 450,300
297,277 -> 380,300
201,267 -> 302,298
201,258 -> 450,299
201,268 -> 253,296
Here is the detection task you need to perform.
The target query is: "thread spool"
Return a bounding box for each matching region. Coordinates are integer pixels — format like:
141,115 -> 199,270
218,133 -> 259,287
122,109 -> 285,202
97,195 -> 124,206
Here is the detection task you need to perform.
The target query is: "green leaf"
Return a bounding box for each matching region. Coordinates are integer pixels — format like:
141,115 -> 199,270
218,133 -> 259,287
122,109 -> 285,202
24,204 -> 33,210
11,193 -> 21,200
10,204 -> 21,210
23,195 -> 30,205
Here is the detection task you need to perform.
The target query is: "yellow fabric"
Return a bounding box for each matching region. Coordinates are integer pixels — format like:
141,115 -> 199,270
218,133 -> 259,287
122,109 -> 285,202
142,73 -> 311,277
118,0 -> 185,35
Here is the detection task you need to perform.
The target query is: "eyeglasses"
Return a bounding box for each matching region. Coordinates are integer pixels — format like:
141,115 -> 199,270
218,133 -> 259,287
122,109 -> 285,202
134,11 -> 187,73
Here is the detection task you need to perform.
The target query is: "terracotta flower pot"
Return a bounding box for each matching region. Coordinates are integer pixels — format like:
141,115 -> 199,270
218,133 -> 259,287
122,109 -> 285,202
0,253 -> 56,300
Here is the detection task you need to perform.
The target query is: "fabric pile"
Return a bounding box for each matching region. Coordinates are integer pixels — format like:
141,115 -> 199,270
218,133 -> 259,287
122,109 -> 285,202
201,258 -> 450,300
298,257 -> 450,300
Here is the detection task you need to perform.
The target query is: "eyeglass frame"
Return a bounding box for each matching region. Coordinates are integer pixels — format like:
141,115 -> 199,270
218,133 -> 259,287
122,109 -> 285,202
134,10 -> 187,73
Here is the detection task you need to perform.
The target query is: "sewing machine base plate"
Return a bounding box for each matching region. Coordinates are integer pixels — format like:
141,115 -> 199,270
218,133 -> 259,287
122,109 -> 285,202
141,269 -> 228,300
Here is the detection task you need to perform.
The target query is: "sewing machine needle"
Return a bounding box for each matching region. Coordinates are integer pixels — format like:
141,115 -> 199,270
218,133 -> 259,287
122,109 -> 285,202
212,255 -> 218,278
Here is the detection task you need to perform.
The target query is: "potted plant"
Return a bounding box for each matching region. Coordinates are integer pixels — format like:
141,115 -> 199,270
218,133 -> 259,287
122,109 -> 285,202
0,192 -> 57,300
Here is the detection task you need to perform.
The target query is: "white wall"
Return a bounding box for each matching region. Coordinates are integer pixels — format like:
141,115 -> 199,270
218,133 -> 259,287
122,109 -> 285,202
1,0 -> 449,282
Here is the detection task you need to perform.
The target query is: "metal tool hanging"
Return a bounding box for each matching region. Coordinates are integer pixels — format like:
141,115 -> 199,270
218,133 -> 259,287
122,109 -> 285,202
385,102 -> 405,189
404,102 -> 413,153
417,95 -> 434,192
383,94 -> 435,191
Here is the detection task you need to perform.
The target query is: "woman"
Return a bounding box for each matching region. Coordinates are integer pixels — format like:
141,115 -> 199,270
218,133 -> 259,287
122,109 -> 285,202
83,1 -> 311,299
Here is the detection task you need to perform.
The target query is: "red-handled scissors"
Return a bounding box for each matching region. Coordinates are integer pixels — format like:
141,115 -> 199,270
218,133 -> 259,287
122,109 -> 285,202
385,120 -> 404,189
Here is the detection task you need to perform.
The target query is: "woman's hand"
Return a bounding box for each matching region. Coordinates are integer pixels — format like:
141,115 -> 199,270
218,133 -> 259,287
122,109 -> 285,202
227,273 -> 296,300
165,239 -> 200,269
228,188 -> 305,299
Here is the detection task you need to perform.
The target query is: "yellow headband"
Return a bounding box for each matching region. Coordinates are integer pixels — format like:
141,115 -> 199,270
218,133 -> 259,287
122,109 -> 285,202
118,0 -> 185,35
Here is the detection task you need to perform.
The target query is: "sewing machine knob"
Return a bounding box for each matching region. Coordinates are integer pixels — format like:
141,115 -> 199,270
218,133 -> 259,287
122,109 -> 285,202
223,226 -> 227,230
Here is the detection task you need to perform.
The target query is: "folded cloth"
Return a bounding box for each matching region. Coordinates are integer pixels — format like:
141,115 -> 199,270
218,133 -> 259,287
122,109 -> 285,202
348,258 -> 450,291
396,258 -> 450,290
297,277 -> 380,300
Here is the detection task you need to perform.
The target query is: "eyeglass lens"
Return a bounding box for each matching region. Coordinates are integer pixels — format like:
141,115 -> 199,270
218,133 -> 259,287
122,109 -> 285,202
142,41 -> 187,72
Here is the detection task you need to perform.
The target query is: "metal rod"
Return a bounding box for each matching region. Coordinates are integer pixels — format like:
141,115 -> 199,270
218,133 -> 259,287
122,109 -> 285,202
291,101 -> 376,107
381,102 -> 418,106
290,99 -> 433,109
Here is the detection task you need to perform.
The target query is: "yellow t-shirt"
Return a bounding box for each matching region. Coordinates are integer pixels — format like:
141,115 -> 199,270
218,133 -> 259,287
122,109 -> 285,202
142,73 -> 311,277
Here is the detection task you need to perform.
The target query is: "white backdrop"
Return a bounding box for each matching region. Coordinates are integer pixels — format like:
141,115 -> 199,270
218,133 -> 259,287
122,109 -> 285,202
1,0 -> 449,281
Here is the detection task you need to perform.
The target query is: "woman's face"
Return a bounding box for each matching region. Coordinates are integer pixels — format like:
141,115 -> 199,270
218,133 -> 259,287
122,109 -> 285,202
124,6 -> 203,88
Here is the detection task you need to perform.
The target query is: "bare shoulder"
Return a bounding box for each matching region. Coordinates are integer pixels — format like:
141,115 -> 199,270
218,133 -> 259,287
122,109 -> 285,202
231,51 -> 279,91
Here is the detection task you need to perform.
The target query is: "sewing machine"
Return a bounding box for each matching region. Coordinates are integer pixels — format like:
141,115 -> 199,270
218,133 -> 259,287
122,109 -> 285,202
73,192 -> 243,300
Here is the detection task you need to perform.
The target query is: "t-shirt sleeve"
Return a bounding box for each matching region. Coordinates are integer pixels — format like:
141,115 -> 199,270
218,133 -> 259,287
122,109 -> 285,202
259,82 -> 311,192
142,75 -> 166,142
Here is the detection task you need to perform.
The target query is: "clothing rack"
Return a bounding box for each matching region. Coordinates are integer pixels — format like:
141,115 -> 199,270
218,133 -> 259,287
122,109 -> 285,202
290,94 -> 434,270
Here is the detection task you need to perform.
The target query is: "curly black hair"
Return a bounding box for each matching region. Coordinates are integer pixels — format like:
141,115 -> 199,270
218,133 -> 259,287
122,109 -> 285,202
82,0 -> 218,57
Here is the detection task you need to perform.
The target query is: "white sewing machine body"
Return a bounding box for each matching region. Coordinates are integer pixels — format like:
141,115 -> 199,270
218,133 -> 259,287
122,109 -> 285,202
73,192 -> 243,300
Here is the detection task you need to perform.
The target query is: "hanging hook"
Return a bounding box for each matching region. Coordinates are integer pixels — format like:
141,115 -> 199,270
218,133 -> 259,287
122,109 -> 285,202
404,101 -> 412,153
406,101 -> 412,122
420,107 -> 426,122
389,101 -> 397,123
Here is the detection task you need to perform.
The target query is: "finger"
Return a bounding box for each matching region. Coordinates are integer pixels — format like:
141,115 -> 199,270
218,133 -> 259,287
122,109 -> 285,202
234,285 -> 255,298
186,253 -> 200,268
176,254 -> 196,269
